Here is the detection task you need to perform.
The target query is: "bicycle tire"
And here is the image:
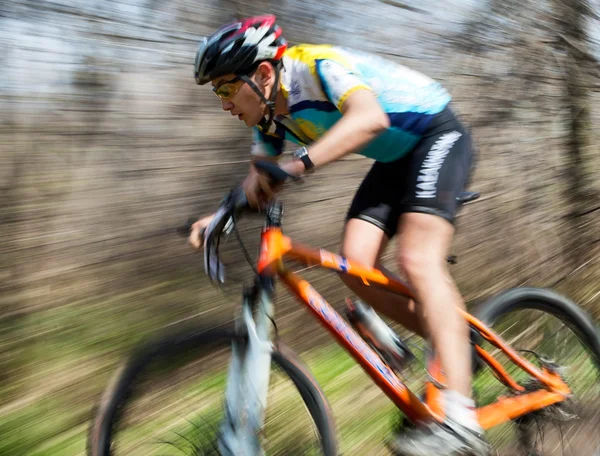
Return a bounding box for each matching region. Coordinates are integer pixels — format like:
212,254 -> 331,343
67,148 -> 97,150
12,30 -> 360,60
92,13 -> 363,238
473,287 -> 600,369
472,287 -> 600,455
88,325 -> 337,456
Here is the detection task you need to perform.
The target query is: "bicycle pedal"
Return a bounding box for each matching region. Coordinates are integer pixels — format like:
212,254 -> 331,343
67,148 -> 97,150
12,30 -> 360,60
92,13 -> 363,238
345,298 -> 416,371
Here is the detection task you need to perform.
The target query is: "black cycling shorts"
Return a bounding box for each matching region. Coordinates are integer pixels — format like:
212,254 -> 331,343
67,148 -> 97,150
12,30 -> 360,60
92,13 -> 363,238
346,106 -> 473,238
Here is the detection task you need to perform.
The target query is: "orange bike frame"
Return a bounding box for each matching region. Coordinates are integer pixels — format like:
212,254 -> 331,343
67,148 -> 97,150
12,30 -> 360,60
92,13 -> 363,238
257,228 -> 571,429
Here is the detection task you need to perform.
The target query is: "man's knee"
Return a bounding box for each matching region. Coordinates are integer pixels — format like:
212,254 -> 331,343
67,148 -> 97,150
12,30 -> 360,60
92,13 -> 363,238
396,213 -> 454,283
341,218 -> 388,268
340,243 -> 383,270
397,248 -> 444,284
339,242 -> 384,290
340,245 -> 364,265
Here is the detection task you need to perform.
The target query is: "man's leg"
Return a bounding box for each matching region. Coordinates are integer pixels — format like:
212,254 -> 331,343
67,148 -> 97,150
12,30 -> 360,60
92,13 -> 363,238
339,218 -> 425,337
341,155 -> 427,338
389,212 -> 489,456
386,105 -> 490,453
395,212 -> 472,397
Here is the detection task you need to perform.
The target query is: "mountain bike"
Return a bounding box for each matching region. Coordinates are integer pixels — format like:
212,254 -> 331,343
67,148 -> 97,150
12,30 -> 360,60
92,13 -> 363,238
88,161 -> 600,455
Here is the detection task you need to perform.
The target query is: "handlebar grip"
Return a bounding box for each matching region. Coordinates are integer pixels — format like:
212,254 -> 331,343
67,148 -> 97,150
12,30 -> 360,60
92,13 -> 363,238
253,160 -> 296,184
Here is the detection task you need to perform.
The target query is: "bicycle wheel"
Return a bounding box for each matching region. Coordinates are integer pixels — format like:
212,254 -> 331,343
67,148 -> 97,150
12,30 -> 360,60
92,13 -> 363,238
472,287 -> 600,456
88,325 -> 337,456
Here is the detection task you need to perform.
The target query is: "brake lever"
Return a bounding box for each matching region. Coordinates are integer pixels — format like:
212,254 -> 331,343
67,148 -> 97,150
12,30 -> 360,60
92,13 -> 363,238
222,215 -> 235,240
204,206 -> 230,285
205,243 -> 226,284
195,186 -> 252,286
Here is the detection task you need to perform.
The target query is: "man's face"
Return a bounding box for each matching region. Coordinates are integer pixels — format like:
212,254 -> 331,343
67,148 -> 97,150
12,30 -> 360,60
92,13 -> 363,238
211,70 -> 268,128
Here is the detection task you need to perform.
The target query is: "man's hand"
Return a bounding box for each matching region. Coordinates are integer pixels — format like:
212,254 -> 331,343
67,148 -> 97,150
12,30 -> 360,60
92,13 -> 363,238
243,163 -> 281,209
188,214 -> 215,249
279,158 -> 305,178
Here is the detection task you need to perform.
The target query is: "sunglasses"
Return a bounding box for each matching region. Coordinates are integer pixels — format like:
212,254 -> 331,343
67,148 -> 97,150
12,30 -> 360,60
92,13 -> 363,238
212,76 -> 245,100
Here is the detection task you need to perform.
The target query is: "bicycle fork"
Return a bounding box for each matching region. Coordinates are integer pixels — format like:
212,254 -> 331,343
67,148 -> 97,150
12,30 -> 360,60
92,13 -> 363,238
219,284 -> 275,456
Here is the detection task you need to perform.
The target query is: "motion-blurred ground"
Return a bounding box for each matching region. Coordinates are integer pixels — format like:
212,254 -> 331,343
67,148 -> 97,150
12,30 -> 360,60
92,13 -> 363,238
1,1 -> 600,454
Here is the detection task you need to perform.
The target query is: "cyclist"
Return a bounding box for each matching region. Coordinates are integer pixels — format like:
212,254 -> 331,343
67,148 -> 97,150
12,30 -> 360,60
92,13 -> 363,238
189,15 -> 489,456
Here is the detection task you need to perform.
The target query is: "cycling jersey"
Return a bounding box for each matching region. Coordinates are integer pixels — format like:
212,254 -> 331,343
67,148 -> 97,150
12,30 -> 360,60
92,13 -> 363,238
251,44 -> 452,163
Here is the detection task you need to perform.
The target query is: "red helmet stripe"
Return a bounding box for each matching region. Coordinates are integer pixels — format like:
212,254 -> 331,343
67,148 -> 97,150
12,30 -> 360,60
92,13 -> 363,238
274,44 -> 287,60
237,15 -> 276,35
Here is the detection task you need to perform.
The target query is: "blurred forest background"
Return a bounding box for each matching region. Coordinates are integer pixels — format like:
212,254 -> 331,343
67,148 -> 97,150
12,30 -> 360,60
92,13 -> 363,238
1,0 -> 600,454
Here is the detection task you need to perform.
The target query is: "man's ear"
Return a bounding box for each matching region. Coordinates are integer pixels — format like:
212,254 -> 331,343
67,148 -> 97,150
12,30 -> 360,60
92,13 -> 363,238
256,61 -> 274,87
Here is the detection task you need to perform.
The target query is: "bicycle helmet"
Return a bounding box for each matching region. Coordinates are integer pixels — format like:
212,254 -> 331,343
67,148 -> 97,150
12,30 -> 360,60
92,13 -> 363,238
194,15 -> 287,131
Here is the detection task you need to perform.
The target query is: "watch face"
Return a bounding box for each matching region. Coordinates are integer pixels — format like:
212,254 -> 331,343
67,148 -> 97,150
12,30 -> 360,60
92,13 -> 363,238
294,147 -> 307,159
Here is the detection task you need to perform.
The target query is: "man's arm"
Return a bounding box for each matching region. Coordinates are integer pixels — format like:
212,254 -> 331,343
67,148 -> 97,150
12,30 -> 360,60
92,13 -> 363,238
281,88 -> 389,175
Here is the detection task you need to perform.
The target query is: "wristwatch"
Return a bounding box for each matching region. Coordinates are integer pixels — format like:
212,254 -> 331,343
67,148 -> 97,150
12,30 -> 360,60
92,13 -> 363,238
293,146 -> 315,173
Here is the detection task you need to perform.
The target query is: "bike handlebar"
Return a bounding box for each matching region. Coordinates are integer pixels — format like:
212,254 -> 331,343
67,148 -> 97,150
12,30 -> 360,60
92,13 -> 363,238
178,160 -> 299,284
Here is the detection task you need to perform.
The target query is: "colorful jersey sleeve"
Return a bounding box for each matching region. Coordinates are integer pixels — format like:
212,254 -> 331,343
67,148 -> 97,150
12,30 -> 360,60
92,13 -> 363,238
315,59 -> 372,110
250,127 -> 285,158
252,44 -> 452,163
